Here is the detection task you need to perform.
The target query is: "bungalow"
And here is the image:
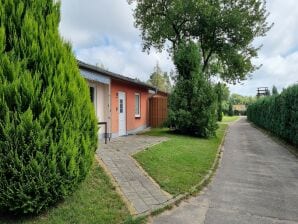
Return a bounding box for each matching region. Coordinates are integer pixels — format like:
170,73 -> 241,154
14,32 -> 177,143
78,60 -> 164,139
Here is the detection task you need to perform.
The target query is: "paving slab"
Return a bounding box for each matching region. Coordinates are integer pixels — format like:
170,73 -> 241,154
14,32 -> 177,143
152,117 -> 298,224
96,135 -> 172,215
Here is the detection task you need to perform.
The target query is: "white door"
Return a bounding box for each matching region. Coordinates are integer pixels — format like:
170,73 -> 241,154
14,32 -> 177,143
118,92 -> 126,136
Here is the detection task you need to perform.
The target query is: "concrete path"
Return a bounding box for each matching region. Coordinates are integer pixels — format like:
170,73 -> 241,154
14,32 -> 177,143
96,135 -> 172,215
152,118 -> 298,224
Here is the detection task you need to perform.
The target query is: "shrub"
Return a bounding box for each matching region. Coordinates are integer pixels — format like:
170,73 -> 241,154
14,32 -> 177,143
167,41 -> 218,137
0,0 -> 98,214
247,84 -> 298,147
215,83 -> 223,122
228,103 -> 234,116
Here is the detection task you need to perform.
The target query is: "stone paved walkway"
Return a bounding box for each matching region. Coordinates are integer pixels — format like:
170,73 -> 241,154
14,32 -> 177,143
96,135 -> 172,215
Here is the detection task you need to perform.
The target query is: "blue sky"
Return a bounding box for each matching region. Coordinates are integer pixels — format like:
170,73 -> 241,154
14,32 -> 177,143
59,0 -> 298,96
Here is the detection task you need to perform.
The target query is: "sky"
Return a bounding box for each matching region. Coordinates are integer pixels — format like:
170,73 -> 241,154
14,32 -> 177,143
59,0 -> 298,96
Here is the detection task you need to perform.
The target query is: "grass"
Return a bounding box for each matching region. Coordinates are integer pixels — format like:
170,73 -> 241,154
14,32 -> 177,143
221,116 -> 239,123
134,124 -> 228,196
0,161 -> 145,224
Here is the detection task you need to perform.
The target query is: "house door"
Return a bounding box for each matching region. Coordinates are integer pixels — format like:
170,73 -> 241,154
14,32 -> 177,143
118,92 -> 126,136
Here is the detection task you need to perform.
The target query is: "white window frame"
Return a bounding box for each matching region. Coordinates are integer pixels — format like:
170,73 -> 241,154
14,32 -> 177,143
135,93 -> 141,118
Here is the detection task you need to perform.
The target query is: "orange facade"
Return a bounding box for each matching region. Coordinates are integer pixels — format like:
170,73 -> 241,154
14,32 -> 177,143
111,79 -> 150,136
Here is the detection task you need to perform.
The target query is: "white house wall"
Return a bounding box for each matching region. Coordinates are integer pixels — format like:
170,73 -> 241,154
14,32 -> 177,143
96,83 -> 110,136
80,67 -> 112,139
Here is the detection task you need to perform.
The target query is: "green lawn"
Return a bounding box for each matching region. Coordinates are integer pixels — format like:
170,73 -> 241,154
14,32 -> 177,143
221,116 -> 239,123
134,124 -> 228,196
0,161 -> 144,224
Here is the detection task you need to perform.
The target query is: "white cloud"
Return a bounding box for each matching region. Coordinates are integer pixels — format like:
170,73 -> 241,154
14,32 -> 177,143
76,44 -> 173,82
60,0 -> 137,48
230,52 -> 298,95
229,0 -> 298,95
257,0 -> 298,56
59,0 -> 174,82
59,0 -> 298,96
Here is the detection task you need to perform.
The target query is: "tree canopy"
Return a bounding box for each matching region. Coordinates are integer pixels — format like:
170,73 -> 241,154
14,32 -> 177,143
272,85 -> 279,95
129,0 -> 271,83
147,63 -> 172,92
229,93 -> 256,106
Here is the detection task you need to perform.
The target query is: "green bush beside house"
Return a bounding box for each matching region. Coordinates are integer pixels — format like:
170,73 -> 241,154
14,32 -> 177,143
167,41 -> 218,138
0,0 -> 98,214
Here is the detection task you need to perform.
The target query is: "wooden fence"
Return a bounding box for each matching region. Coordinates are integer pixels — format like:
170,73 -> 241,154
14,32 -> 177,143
149,96 -> 168,128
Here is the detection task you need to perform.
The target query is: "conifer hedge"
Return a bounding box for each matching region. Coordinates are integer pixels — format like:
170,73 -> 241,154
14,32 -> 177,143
168,41 -> 218,137
0,0 -> 98,214
247,84 -> 298,147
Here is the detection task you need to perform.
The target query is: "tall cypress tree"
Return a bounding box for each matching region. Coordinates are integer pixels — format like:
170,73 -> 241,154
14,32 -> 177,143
0,0 -> 98,214
168,41 -> 217,137
216,82 -> 223,122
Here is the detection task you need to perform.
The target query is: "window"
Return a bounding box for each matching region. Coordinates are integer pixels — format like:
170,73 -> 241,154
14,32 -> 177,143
135,93 -> 140,117
90,86 -> 95,104
119,99 -> 124,113
89,85 -> 97,112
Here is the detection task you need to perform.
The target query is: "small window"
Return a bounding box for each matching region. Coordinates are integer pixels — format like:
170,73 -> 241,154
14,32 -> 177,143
135,93 -> 140,117
120,99 -> 124,113
90,86 -> 95,103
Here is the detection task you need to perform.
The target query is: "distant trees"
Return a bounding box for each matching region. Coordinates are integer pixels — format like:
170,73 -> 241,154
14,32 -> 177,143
228,103 -> 234,116
215,83 -> 223,121
229,94 -> 256,106
272,85 -> 279,95
96,62 -> 109,71
220,93 -> 257,116
147,63 -> 172,92
216,83 -> 230,119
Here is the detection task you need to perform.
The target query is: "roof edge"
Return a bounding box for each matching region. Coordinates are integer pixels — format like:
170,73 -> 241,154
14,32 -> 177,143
77,60 -> 156,91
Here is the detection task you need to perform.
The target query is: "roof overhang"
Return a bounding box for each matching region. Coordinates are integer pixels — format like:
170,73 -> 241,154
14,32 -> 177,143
78,60 -> 156,91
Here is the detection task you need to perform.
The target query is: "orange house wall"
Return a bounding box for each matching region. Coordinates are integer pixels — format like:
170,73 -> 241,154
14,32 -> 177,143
111,79 -> 150,134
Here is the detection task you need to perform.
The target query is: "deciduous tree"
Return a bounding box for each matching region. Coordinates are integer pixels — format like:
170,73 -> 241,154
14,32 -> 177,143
129,0 -> 271,82
147,63 -> 172,92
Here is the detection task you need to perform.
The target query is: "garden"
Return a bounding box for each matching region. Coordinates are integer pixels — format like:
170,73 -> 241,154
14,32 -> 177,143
134,124 -> 228,196
0,0 -> 270,223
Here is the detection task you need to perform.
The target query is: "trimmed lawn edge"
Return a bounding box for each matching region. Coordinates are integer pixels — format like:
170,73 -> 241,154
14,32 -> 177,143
132,124 -> 230,219
249,121 -> 298,158
94,156 -> 138,216
221,116 -> 241,124
130,153 -> 172,200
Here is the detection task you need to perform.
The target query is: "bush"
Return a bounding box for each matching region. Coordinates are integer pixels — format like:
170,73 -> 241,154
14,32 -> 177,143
247,84 -> 298,147
0,0 -> 98,214
167,41 -> 218,137
215,83 -> 223,122
228,103 -> 234,116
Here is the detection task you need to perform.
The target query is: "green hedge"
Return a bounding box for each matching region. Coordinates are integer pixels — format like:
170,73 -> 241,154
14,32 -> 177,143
0,0 -> 98,214
247,84 -> 298,147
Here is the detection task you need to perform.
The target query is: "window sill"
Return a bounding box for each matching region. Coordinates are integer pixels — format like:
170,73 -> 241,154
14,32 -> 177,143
135,115 -> 141,119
